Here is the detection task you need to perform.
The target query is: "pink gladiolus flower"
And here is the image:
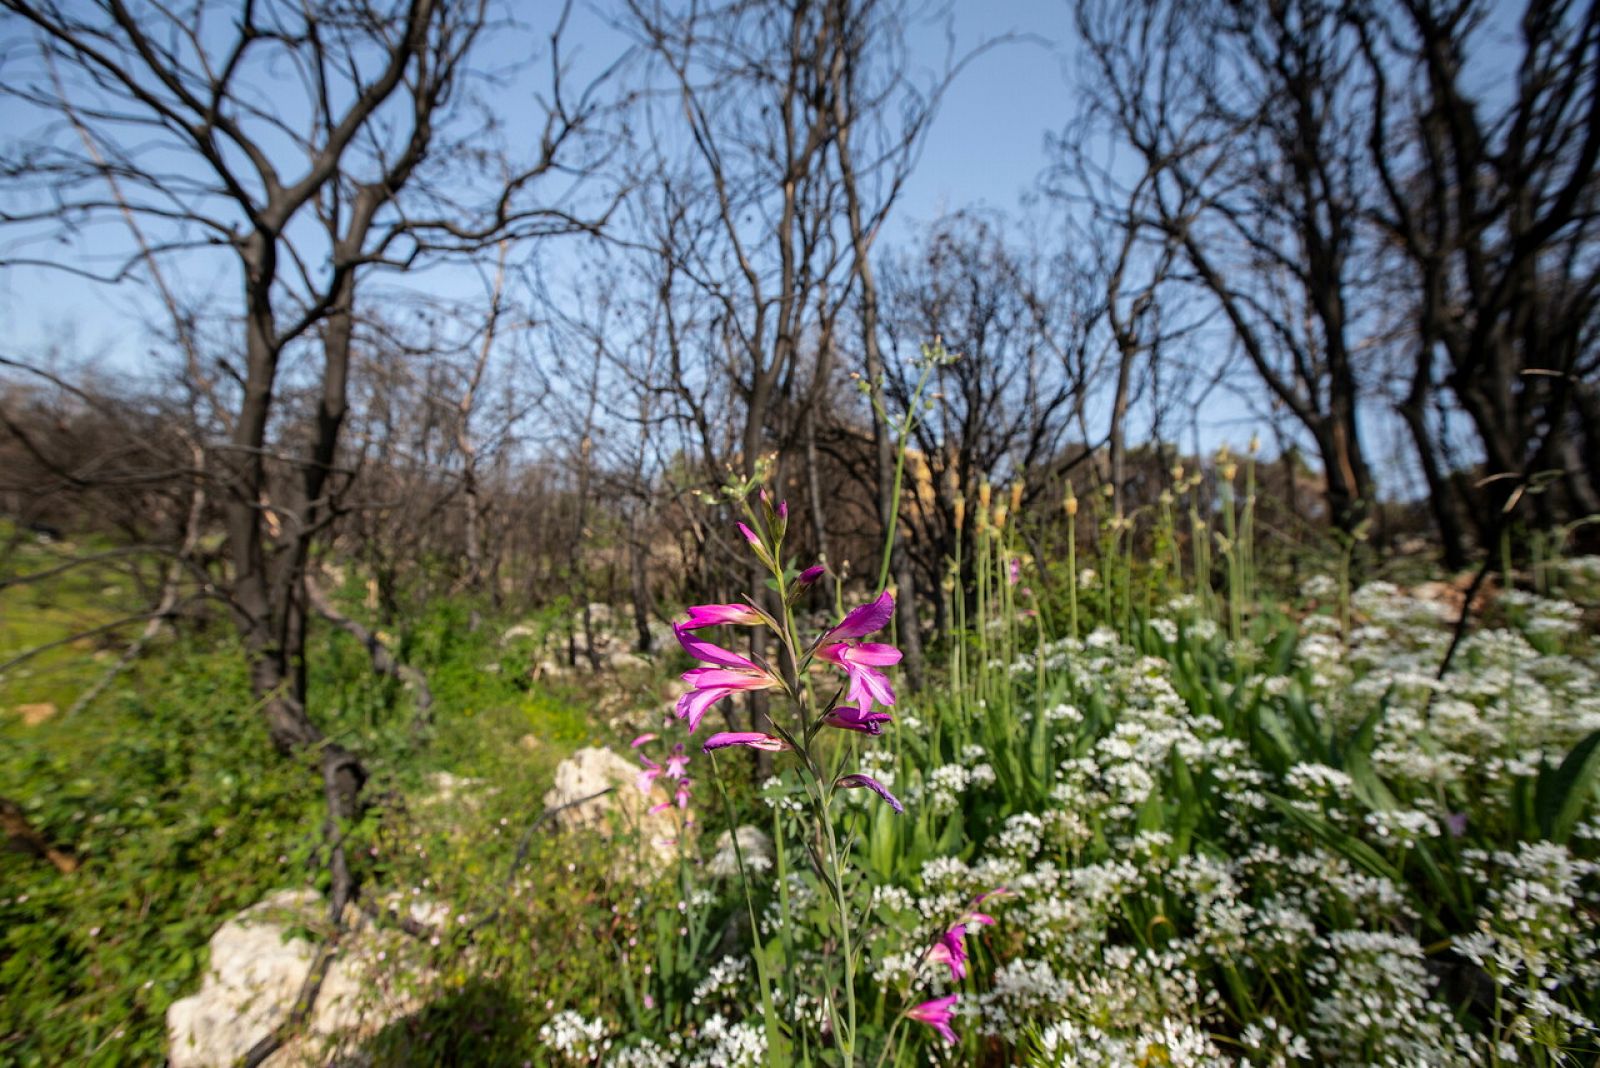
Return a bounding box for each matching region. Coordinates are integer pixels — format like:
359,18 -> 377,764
908,994 -> 959,1045
817,641 -> 901,712
681,603 -> 764,629
737,522 -> 760,546
777,499 -> 789,520
674,779 -> 691,809
821,704 -> 894,734
1008,557 -> 1021,585
702,731 -> 790,752
828,590 -> 895,639
636,756 -> 663,795
798,564 -> 826,586
835,773 -> 903,814
630,733 -> 658,748
957,886 -> 1010,927
928,923 -> 969,981
673,624 -> 782,732
665,743 -> 690,779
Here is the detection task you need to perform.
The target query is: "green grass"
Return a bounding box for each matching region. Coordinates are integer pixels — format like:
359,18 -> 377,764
0,528 -> 153,712
0,563 -> 613,1065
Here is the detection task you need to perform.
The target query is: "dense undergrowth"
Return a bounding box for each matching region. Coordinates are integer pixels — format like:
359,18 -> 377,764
0,542 -> 597,1065
4,515 -> 1600,1066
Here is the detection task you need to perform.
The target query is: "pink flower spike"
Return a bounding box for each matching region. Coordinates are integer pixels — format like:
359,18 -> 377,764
907,995 -> 959,1045
737,521 -> 761,546
702,731 -> 790,753
681,603 -> 764,629
835,773 -> 903,814
821,705 -> 894,735
829,590 -> 895,639
798,564 -> 826,586
630,733 -> 658,748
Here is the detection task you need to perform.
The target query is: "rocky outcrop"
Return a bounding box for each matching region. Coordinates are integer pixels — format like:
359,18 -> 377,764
542,746 -> 690,873
166,889 -> 436,1067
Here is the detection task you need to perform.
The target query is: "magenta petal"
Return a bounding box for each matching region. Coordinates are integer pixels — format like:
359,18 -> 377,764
675,686 -> 733,732
798,564 -> 826,586
845,642 -> 903,666
927,941 -> 967,982
829,590 -> 895,639
907,995 -> 959,1045
702,731 -> 790,753
674,623 -> 759,669
842,663 -> 896,711
682,666 -> 773,689
737,521 -> 760,546
682,604 -> 764,629
630,733 -> 658,748
822,705 -> 893,734
835,773 -> 904,814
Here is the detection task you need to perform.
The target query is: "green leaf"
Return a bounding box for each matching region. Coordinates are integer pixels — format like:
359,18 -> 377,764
1536,729 -> 1600,843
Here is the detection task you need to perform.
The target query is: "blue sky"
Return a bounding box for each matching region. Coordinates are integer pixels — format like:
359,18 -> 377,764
3,0 -> 1521,494
0,0 -> 1071,357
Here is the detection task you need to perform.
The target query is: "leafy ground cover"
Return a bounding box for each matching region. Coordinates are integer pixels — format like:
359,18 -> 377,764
4,520 -> 1600,1066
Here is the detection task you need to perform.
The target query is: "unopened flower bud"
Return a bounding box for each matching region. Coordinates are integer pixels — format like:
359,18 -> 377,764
1248,434 -> 1260,456
1009,481 -> 1024,513
978,481 -> 992,510
1221,462 -> 1238,482
954,496 -> 966,532
1064,485 -> 1078,517
993,505 -> 1008,530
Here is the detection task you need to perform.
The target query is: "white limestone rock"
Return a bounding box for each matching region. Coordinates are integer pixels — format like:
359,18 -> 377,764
167,890 -> 436,1067
166,890 -> 321,1068
708,825 -> 775,878
541,746 -> 688,872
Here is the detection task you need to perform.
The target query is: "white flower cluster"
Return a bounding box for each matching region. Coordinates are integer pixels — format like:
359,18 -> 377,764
604,1014 -> 767,1068
1306,931 -> 1473,1065
907,761 -> 995,814
539,1010 -> 610,1062
690,955 -> 749,1006
1454,842 -> 1600,1054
